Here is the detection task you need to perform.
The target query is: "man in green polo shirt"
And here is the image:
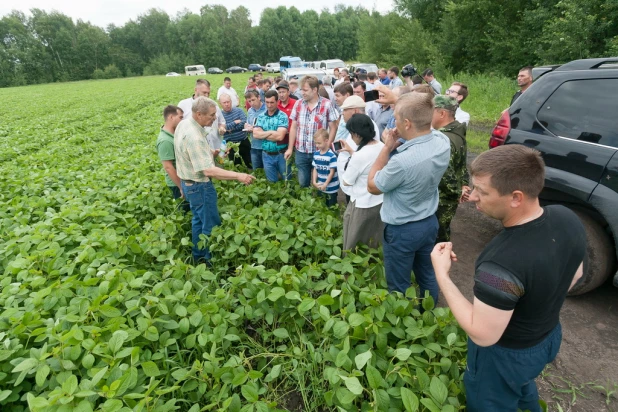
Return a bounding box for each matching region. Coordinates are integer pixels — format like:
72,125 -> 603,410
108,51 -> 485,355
156,105 -> 190,212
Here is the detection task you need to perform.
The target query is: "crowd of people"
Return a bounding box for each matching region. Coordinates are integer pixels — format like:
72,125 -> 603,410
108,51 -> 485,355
156,67 -> 472,274
155,65 -> 585,412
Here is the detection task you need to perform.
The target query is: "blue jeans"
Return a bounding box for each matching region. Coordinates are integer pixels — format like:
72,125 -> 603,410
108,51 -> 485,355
251,148 -> 263,170
318,191 -> 338,207
295,149 -> 314,188
181,180 -> 221,262
465,324 -> 562,412
382,214 -> 439,303
262,151 -> 291,182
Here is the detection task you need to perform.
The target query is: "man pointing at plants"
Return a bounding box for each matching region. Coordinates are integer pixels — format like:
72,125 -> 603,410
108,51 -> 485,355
174,96 -> 255,264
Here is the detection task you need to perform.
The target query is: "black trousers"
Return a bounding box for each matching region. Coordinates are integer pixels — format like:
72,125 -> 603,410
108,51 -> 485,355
169,186 -> 191,213
227,138 -> 253,169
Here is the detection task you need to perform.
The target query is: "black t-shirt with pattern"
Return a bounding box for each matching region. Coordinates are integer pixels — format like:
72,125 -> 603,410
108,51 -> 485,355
474,205 -> 586,349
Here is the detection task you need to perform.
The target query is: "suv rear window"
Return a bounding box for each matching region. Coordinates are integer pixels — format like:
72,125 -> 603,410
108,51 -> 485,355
537,79 -> 618,148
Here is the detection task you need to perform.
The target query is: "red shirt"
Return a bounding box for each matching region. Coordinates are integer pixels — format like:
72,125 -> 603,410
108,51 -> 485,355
278,97 -> 297,145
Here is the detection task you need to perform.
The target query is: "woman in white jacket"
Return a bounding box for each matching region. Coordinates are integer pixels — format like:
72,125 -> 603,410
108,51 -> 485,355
339,114 -> 384,251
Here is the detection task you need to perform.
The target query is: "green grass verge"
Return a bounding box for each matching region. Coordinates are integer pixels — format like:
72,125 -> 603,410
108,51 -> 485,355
466,129 -> 491,154
442,72 -> 514,125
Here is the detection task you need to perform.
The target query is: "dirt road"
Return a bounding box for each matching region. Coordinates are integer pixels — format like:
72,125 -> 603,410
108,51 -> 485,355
446,201 -> 618,411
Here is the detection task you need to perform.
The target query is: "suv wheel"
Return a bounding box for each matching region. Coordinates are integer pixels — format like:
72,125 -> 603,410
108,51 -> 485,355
568,209 -> 615,295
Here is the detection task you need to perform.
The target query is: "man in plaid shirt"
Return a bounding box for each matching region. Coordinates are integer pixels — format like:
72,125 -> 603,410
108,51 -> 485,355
175,96 -> 255,264
285,75 -> 339,188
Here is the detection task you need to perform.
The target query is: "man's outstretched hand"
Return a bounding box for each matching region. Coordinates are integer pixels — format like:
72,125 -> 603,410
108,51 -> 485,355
237,173 -> 256,185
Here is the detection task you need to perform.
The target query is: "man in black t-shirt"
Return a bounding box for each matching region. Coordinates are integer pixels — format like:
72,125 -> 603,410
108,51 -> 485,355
431,145 -> 585,412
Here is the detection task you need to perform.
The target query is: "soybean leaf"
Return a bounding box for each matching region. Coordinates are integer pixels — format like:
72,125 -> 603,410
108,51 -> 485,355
273,328 -> 289,338
429,376 -> 448,405
333,321 -> 350,339
241,383 -> 259,402
298,298 -> 315,313
354,350 -> 372,370
141,361 -> 160,377
0,390 -> 11,402
36,364 -> 50,387
420,397 -> 441,412
394,348 -> 413,361
348,313 -> 365,327
340,375 -> 364,395
401,387 -> 420,411
336,387 -> 356,404
268,287 -> 285,302
12,358 -> 38,373
62,374 -> 78,395
365,364 -> 386,389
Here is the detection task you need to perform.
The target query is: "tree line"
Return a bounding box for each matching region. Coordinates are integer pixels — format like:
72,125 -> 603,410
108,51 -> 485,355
361,0 -> 618,76
1,1 -> 617,88
0,5 -> 367,87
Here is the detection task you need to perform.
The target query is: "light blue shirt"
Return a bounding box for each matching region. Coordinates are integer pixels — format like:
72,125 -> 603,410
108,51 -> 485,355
248,104 -> 267,149
374,130 -> 451,225
335,114 -> 348,142
429,79 -> 442,94
389,77 -> 403,89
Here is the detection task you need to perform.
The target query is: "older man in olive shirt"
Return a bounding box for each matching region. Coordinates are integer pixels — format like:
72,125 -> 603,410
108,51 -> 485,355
174,97 -> 255,263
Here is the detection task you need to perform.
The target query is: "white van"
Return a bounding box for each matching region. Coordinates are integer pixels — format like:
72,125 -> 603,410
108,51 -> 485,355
265,63 -> 281,73
319,59 -> 346,76
185,65 -> 206,76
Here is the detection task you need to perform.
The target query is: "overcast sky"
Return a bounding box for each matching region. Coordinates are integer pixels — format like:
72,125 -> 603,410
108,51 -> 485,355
1,0 -> 393,27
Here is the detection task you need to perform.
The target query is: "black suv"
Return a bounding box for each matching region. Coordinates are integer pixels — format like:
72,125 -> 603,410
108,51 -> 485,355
489,57 -> 618,295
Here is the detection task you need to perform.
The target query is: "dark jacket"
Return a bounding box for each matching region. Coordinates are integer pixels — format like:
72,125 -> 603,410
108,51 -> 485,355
439,120 -> 468,202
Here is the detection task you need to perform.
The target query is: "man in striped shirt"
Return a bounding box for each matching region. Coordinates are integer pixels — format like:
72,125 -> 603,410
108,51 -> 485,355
285,75 -> 339,188
219,94 -> 251,168
174,97 -> 255,264
367,92 -> 451,304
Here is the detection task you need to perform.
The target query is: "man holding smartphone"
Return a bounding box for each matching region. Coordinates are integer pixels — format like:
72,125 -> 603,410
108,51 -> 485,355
367,92 -> 451,304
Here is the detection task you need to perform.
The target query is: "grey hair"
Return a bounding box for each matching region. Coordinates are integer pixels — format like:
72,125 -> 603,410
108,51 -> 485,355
192,96 -> 217,113
322,75 -> 332,85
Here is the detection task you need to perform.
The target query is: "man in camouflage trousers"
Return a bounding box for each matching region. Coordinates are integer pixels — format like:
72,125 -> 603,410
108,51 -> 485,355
432,95 -> 468,242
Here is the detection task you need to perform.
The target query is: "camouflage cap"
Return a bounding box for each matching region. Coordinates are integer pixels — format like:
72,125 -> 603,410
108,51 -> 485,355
434,95 -> 458,112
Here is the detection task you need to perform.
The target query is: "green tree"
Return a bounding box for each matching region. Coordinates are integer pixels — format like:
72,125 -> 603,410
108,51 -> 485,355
395,0 -> 448,31
0,11 -> 53,85
73,21 -> 111,79
108,22 -> 145,75
224,7 -> 252,66
199,5 -> 228,68
137,9 -> 170,61
29,9 -> 75,80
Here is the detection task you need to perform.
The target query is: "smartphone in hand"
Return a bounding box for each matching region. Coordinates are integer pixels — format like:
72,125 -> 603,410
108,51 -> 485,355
333,141 -> 343,151
364,90 -> 380,102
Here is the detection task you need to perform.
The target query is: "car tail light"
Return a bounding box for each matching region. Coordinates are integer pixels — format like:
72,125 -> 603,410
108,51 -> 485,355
489,110 -> 511,148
